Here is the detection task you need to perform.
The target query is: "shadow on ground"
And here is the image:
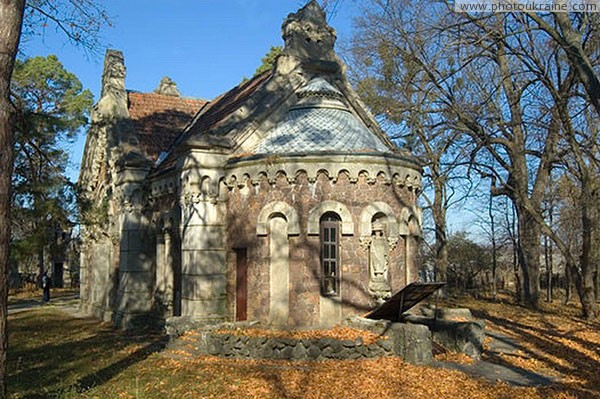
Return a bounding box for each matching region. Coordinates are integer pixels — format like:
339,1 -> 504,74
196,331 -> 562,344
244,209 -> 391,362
7,307 -> 167,398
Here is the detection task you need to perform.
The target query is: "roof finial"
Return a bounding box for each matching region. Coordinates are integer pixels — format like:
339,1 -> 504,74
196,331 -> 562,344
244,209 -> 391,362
154,76 -> 181,96
281,0 -> 336,61
94,49 -> 128,120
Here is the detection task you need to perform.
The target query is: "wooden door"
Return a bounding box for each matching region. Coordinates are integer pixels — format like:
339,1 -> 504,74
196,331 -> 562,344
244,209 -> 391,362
235,248 -> 248,321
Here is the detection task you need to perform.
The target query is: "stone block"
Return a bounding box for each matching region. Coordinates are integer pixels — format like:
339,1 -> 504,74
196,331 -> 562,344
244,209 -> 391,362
182,250 -> 227,275
118,271 -> 152,295
183,201 -> 226,226
432,320 -> 485,359
307,345 -> 321,359
281,345 -> 294,359
436,308 -> 474,321
181,274 -> 226,300
181,225 -> 225,250
292,342 -> 308,359
403,314 -> 485,359
165,316 -> 204,337
181,297 -> 227,318
388,322 -> 433,365
321,346 -> 334,358
377,338 -> 393,352
116,290 -> 153,313
120,251 -> 153,272
344,315 -> 392,336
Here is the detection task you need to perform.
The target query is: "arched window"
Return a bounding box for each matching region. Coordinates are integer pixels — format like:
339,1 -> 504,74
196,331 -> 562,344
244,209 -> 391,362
320,212 -> 341,296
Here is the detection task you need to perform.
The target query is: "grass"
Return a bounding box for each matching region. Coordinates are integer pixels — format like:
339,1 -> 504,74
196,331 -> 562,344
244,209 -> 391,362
7,307 -> 166,399
6,292 -> 600,399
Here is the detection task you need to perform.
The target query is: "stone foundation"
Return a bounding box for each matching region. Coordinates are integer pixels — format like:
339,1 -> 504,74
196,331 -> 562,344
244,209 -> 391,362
166,316 -> 433,365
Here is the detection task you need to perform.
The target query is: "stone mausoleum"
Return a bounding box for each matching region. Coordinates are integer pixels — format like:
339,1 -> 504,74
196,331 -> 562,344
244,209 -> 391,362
78,1 -> 423,329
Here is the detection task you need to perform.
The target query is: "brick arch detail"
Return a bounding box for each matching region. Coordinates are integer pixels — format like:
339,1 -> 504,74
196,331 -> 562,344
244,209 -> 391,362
359,202 -> 400,238
256,201 -> 300,236
307,200 -> 354,236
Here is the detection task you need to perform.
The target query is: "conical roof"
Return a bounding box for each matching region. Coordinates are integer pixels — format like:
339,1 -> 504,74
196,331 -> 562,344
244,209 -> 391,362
253,78 -> 390,154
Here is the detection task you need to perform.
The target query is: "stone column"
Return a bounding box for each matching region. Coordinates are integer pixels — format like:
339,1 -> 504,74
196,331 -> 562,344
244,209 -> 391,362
177,147 -> 230,322
269,216 -> 289,325
178,185 -> 227,322
114,164 -> 153,328
406,235 -> 413,286
163,230 -> 174,308
155,231 -> 166,299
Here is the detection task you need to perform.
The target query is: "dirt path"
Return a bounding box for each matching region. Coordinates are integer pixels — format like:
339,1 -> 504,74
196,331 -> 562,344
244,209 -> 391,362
435,329 -> 558,387
8,293 -> 84,317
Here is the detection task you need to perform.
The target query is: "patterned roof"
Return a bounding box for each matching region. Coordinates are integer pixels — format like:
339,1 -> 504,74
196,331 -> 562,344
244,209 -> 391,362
254,78 -> 390,154
127,92 -> 207,161
296,77 -> 343,97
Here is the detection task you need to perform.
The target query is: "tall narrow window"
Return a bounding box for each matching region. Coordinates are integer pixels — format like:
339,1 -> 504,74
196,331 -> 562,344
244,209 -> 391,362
320,212 -> 341,296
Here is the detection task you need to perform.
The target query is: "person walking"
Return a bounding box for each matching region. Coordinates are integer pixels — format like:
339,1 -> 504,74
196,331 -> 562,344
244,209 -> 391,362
41,271 -> 51,303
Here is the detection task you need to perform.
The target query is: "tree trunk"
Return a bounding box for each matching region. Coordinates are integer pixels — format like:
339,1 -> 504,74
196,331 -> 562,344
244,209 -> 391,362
507,203 -> 522,302
37,246 -> 44,288
544,234 -> 553,302
576,183 -> 598,319
0,1 -> 25,397
595,263 -> 599,304
489,191 -> 497,301
564,263 -> 573,305
516,206 -> 541,308
432,182 -> 448,286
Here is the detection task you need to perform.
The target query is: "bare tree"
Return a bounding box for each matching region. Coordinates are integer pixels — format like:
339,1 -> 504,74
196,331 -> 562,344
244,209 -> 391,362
525,13 -> 600,117
348,1 -> 598,317
348,1 -> 474,288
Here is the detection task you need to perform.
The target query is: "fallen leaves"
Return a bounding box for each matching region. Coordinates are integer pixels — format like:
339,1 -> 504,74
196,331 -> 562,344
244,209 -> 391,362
438,294 -> 600,398
7,292 -> 600,399
212,325 -> 385,345
434,352 -> 476,364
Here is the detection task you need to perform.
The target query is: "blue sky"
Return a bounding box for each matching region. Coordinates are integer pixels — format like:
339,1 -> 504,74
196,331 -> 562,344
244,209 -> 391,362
21,0 -> 358,181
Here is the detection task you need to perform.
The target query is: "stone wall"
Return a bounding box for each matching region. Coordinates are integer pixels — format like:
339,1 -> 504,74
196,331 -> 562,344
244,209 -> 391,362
79,233 -> 123,324
195,332 -> 394,361
226,169 -> 420,327
167,319 -> 433,365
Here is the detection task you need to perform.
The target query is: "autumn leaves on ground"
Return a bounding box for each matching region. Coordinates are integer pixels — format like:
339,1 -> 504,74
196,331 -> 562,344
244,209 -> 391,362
7,293 -> 599,399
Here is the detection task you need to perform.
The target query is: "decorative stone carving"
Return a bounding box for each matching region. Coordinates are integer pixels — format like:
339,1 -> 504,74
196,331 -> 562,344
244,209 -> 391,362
368,227 -> 392,303
154,76 -> 181,96
281,0 -> 337,61
226,154 -> 423,193
93,50 -> 128,121
387,236 -> 399,252
359,236 -> 372,252
359,202 -> 400,238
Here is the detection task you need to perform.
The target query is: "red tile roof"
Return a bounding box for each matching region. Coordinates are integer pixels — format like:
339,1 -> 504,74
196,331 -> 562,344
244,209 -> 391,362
127,92 -> 207,161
